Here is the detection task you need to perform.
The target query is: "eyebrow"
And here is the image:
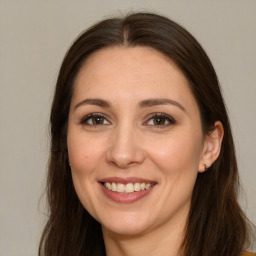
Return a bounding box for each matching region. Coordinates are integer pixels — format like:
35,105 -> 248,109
74,98 -> 186,113
139,98 -> 186,112
74,98 -> 111,110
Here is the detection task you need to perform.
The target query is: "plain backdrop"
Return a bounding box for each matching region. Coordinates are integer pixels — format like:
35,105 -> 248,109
0,1 -> 255,255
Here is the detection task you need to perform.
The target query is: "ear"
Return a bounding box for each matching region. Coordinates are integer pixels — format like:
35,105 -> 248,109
198,121 -> 224,173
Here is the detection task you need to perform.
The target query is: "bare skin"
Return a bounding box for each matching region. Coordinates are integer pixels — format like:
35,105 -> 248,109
67,46 -> 223,256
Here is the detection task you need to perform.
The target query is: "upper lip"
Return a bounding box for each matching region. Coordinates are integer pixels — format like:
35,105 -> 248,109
99,177 -> 156,184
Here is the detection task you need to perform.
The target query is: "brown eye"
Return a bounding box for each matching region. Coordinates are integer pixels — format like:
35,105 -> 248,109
80,113 -> 110,126
91,116 -> 104,125
153,117 -> 167,125
145,113 -> 176,127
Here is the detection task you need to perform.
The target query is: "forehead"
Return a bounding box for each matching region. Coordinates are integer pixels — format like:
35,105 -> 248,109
75,46 -> 186,87
72,46 -> 198,112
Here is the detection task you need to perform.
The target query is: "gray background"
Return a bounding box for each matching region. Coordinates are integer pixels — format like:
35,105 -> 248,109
0,1 -> 255,255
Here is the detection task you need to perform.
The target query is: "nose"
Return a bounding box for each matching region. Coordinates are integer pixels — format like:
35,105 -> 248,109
106,124 -> 145,169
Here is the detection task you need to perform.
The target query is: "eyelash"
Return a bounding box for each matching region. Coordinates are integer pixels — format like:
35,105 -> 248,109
80,113 -> 110,126
80,112 -> 176,127
144,113 -> 176,127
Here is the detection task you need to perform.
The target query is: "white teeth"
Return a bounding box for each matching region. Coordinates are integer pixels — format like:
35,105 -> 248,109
125,183 -> 134,193
134,183 -> 141,192
145,183 -> 151,189
111,182 -> 117,192
117,183 -> 125,193
105,182 -> 111,190
103,182 -> 153,193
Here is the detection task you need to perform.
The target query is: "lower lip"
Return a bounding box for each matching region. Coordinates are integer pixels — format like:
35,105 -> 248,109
100,183 -> 156,203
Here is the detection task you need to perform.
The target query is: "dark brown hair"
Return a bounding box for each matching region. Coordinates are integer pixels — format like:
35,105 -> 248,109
39,12 -> 252,256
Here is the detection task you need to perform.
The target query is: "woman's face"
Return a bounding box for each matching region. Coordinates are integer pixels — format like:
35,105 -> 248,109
68,46 -> 207,236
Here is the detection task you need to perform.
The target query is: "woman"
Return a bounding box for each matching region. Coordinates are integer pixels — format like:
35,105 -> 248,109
39,12 -> 255,256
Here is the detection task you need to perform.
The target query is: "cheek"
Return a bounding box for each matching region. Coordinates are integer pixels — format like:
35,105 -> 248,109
147,131 -> 203,183
67,131 -> 106,217
67,131 -> 106,174
150,133 -> 202,207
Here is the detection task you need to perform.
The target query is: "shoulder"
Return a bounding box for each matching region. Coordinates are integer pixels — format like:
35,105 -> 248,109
241,251 -> 256,256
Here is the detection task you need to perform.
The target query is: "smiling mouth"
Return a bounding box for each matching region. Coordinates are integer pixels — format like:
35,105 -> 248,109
102,182 -> 154,193
99,178 -> 157,203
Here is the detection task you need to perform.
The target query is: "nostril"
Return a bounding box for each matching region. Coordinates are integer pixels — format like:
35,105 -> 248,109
106,145 -> 145,168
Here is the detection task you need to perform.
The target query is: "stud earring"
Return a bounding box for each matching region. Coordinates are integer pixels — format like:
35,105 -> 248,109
204,164 -> 209,171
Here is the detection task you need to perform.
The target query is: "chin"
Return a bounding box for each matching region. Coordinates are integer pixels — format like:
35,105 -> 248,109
100,212 -> 153,236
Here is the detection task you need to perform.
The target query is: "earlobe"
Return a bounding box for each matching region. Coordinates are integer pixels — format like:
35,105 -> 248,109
199,121 -> 224,173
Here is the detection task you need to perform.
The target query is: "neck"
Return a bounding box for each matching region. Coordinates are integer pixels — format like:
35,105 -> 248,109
102,214 -> 186,256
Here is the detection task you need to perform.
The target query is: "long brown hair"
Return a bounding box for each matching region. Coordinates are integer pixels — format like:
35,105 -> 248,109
39,12 -> 252,256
